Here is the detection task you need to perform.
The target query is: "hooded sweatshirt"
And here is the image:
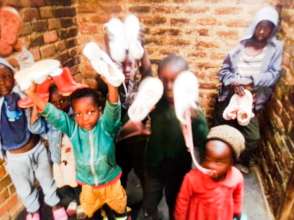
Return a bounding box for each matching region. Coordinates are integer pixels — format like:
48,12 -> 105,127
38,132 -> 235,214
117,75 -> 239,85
0,58 -> 45,159
218,6 -> 283,111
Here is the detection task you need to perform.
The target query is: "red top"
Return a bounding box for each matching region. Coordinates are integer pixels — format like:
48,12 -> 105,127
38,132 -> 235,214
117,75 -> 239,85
174,167 -> 244,220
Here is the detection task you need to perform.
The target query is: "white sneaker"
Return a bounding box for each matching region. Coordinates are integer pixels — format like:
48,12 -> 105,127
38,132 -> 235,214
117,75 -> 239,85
128,77 -> 163,122
173,71 -> 199,124
124,14 -> 144,61
83,42 -> 125,87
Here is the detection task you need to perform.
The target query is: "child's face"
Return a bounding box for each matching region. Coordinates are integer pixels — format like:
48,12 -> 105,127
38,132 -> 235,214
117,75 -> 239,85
122,56 -> 137,84
254,20 -> 274,43
72,97 -> 101,131
50,90 -> 70,112
158,65 -> 178,104
202,140 -> 233,181
0,65 -> 14,97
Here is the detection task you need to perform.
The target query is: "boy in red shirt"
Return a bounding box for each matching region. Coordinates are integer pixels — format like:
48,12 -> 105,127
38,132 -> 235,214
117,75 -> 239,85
175,125 -> 245,220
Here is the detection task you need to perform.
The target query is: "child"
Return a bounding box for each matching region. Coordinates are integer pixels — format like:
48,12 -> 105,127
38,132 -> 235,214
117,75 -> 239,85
46,84 -> 81,216
174,125 -> 245,220
139,54 -> 209,220
0,58 -> 67,220
26,77 -> 128,219
215,6 -> 283,173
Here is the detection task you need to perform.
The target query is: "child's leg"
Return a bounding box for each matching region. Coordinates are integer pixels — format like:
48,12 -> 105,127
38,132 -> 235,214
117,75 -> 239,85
141,169 -> 164,218
5,151 -> 40,213
105,180 -> 127,215
34,142 -> 60,207
79,184 -> 104,218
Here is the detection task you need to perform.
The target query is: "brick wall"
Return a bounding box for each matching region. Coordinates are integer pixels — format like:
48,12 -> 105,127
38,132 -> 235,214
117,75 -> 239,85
75,0 -> 276,118
0,0 -> 293,219
0,0 -> 79,218
258,1 -> 294,219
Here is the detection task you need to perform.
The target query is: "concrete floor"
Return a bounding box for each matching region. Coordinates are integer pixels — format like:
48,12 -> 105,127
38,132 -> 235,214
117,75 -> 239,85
16,167 -> 272,220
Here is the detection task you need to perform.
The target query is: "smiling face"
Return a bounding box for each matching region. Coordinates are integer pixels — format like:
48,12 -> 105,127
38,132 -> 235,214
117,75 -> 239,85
202,139 -> 233,181
253,20 -> 274,43
72,97 -> 101,131
0,65 -> 14,97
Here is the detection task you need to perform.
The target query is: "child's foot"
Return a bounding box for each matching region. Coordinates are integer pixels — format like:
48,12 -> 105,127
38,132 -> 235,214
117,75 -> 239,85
52,206 -> 68,220
26,212 -> 40,220
66,201 -> 78,216
76,206 -> 87,220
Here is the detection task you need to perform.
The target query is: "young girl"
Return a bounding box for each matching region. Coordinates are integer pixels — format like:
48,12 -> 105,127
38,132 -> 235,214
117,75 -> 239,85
215,6 -> 283,173
175,125 -> 245,220
26,77 -> 128,219
140,54 -> 209,220
0,58 -> 67,220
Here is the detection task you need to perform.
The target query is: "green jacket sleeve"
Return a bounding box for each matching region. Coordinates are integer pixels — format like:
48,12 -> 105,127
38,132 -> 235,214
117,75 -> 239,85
192,110 -> 209,158
42,103 -> 76,137
100,101 -> 121,137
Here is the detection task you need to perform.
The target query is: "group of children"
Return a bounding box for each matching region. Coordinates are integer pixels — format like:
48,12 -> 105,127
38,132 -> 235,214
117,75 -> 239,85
0,5 -> 282,220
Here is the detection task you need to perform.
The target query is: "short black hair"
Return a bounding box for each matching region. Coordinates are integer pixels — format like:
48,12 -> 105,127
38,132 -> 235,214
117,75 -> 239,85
0,64 -> 14,76
158,54 -> 189,75
70,88 -> 105,108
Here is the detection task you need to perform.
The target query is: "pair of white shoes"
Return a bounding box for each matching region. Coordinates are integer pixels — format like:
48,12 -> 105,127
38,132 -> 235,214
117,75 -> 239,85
104,14 -> 144,63
14,59 -> 62,91
83,42 -> 125,87
223,89 -> 254,126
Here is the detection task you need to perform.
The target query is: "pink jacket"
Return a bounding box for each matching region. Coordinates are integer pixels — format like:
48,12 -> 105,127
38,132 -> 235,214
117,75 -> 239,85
175,167 -> 244,220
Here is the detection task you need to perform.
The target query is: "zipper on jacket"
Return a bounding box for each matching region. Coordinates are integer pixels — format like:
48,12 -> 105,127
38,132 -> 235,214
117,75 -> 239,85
89,131 -> 99,185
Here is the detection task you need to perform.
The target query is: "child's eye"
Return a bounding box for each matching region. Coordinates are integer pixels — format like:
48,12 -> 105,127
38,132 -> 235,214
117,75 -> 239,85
75,113 -> 81,117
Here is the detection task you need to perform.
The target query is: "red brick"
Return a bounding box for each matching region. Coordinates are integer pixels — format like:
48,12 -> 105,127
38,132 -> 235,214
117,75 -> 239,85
217,30 -> 239,40
20,8 -> 39,22
184,6 -> 209,14
40,44 -> 56,58
32,20 -> 48,32
0,175 -> 11,189
39,6 -> 53,18
196,28 -> 209,36
197,17 -> 218,26
0,189 -> 9,204
80,24 -> 98,34
143,16 -> 167,25
43,31 -> 58,43
129,6 -> 151,13
215,7 -> 240,15
48,18 -> 61,30
196,41 -> 219,48
170,18 -> 190,26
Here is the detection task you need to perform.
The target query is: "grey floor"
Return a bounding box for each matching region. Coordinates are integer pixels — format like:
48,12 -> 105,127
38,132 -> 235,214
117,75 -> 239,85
126,168 -> 273,220
16,168 -> 272,220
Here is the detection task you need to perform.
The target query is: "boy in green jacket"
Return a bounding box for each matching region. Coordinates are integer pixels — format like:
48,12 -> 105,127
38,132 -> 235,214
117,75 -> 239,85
26,78 -> 127,219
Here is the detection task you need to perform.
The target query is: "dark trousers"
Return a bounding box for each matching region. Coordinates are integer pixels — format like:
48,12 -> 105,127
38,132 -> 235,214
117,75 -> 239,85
214,99 -> 261,166
116,135 -> 148,188
141,156 -> 191,220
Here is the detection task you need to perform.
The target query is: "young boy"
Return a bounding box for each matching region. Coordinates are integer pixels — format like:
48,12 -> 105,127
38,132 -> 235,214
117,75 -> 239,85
0,58 -> 67,220
175,125 -> 245,220
139,54 -> 209,220
26,78 -> 127,218
215,6 -> 283,173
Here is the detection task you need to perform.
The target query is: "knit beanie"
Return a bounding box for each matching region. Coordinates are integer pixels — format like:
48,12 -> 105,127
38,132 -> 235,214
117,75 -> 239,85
207,125 -> 245,159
